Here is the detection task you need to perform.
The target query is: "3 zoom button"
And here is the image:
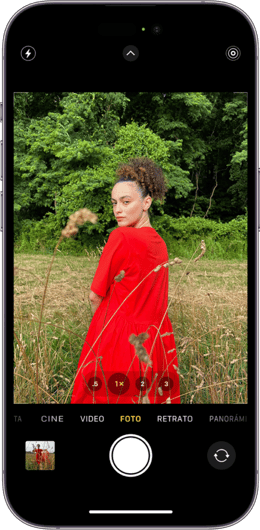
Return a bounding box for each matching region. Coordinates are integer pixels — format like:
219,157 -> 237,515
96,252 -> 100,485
207,441 -> 236,470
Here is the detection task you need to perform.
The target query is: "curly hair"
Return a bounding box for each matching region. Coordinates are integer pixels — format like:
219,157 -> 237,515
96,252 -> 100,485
114,157 -> 168,202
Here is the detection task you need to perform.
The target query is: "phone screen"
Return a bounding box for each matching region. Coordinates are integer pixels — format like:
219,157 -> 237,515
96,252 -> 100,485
2,1 -> 258,528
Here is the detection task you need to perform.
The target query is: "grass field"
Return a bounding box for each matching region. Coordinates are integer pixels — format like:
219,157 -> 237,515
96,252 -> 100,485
14,250 -> 247,404
25,452 -> 55,470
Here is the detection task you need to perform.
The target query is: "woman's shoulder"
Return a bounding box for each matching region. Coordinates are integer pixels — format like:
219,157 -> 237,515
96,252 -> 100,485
105,227 -> 129,249
117,226 -> 166,244
107,227 -> 127,240
107,227 -> 165,246
111,226 -> 163,237
107,227 -> 136,240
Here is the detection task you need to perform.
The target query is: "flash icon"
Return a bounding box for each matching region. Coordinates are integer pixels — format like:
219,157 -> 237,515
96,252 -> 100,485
21,46 -> 36,61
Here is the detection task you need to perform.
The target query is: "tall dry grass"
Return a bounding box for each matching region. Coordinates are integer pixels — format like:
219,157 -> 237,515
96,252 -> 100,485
25,453 -> 55,471
13,211 -> 247,404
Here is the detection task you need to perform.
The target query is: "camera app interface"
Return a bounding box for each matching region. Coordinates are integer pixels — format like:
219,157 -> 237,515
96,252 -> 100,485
13,91 -> 247,406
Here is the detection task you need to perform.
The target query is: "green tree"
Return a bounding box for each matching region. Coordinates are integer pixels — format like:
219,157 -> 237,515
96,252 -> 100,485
13,91 -> 248,251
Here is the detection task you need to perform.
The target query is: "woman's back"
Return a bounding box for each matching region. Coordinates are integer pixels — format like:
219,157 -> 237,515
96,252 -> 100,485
100,226 -> 170,325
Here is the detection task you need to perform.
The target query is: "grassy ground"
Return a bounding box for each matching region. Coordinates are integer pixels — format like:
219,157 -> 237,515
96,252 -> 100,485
25,453 -> 55,470
14,251 -> 247,404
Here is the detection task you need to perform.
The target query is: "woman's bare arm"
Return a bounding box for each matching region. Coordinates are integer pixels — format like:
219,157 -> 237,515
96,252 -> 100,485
89,290 -> 103,314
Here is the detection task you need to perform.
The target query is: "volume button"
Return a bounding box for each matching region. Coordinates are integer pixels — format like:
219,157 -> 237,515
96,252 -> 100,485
0,191 -> 3,232
0,102 -> 2,122
0,141 -> 2,181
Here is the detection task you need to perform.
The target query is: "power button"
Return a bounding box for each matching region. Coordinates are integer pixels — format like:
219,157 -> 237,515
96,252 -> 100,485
0,102 -> 3,231
1,102 -> 3,182
0,138 -> 3,232
259,168 -> 260,230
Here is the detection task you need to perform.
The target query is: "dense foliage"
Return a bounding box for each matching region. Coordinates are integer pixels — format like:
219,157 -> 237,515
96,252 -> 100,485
14,92 -> 247,257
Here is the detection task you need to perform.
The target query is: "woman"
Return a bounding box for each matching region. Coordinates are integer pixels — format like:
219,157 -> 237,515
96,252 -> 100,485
34,444 -> 43,470
71,157 -> 181,404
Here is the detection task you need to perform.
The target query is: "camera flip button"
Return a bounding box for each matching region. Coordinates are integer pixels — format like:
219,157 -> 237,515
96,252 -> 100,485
109,434 -> 152,477
207,441 -> 236,470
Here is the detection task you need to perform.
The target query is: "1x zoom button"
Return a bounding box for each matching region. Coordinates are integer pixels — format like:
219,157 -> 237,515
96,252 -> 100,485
109,434 -> 152,477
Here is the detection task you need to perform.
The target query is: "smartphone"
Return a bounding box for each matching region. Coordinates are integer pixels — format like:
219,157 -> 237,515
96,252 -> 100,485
1,0 -> 259,528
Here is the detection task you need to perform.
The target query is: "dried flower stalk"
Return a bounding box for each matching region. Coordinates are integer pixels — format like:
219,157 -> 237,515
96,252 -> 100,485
35,208 -> 97,403
69,208 -> 98,226
114,270 -> 125,282
62,208 -> 98,238
154,258 -> 182,272
194,240 -> 206,262
129,332 -> 152,366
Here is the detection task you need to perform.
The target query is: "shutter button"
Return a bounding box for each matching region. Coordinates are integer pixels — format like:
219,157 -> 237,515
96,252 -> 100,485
109,434 -> 152,477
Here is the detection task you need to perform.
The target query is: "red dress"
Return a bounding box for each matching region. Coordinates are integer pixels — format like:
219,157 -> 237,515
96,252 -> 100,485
35,448 -> 43,465
71,227 -> 180,404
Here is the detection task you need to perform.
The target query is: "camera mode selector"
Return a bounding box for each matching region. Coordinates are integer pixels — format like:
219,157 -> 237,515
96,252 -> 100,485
109,434 -> 152,477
